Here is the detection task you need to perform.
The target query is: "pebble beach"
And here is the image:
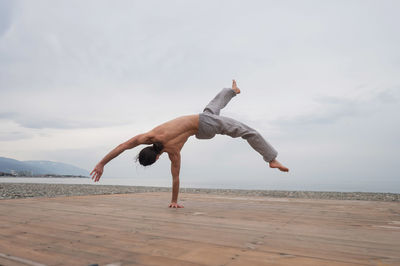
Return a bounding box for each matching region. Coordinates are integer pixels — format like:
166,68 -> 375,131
1,182 -> 399,201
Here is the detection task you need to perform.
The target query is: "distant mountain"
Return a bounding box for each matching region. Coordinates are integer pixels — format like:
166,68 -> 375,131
0,157 -> 89,176
0,157 -> 44,175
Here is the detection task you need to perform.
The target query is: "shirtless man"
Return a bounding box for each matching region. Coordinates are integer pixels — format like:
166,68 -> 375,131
90,80 -> 289,208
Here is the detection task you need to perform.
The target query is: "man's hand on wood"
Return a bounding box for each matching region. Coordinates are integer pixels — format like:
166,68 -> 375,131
169,202 -> 184,208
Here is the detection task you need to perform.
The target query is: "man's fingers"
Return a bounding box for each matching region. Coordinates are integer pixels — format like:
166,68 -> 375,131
91,170 -> 98,177
168,203 -> 184,208
91,171 -> 103,182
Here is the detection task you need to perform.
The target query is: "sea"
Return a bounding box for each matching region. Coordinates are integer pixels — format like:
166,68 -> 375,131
1,177 -> 399,193
0,177 -> 167,187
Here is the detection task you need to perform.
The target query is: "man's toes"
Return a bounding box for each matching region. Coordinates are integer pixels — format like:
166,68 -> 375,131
281,167 -> 289,172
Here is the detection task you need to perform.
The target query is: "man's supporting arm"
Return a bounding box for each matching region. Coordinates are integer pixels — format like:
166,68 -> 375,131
168,152 -> 183,208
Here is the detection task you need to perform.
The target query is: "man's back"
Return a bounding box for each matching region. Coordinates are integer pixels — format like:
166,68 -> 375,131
150,114 -> 199,153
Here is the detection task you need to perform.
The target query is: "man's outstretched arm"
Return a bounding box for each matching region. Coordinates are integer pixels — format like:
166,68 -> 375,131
168,152 -> 183,208
91,132 -> 153,182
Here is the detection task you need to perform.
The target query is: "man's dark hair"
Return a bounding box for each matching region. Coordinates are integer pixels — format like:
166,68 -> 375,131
137,142 -> 164,166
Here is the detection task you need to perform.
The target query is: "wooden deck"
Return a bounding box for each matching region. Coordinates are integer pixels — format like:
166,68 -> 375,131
0,192 -> 399,266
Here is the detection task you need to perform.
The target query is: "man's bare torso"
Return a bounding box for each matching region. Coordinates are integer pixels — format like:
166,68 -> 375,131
149,114 -> 199,154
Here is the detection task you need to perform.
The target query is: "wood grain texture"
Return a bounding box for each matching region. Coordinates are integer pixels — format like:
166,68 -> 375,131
0,192 -> 399,266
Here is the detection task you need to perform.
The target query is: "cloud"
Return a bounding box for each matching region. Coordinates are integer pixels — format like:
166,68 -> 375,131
0,131 -> 33,141
0,112 -> 129,129
0,0 -> 14,37
273,88 -> 399,127
0,117 -> 34,141
0,112 -> 15,119
375,88 -> 399,104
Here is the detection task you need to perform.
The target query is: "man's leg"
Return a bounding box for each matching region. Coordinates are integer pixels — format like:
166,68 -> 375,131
216,115 -> 289,172
203,80 -> 240,115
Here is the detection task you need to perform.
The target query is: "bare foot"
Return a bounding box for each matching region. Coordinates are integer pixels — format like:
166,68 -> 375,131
269,159 -> 289,172
232,79 -> 241,94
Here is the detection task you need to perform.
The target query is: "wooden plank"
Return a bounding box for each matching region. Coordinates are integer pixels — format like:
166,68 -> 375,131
0,221 -> 358,266
3,195 -> 400,254
1,192 -> 399,265
0,255 -> 33,266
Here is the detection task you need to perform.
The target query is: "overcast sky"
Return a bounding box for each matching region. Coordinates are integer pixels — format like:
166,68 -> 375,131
1,0 -> 399,192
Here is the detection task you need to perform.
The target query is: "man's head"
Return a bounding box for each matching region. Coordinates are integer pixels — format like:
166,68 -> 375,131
137,142 -> 164,166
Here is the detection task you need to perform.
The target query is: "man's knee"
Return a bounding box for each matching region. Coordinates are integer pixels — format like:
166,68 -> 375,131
203,107 -> 218,115
241,129 -> 258,140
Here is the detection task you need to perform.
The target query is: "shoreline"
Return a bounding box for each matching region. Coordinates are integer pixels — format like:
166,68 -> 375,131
1,182 -> 399,201
0,175 -> 89,178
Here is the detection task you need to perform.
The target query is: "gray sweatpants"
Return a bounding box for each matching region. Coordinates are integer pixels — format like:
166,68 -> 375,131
195,88 -> 278,163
